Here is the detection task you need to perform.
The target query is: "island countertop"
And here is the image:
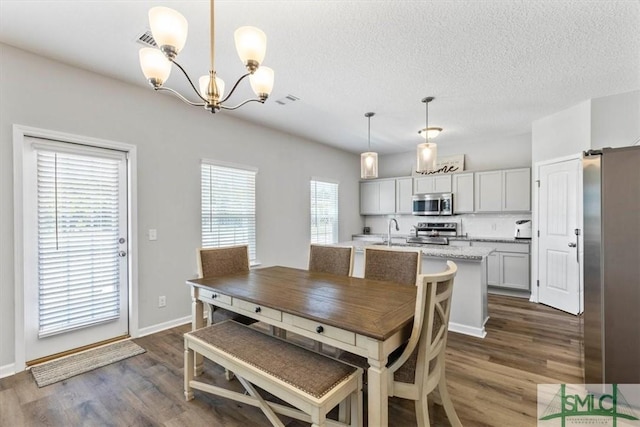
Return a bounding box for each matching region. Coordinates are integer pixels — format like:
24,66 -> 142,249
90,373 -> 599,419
338,240 -> 494,261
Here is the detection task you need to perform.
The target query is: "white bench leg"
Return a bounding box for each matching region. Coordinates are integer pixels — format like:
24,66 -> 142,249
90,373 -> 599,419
184,343 -> 194,401
237,375 -> 285,427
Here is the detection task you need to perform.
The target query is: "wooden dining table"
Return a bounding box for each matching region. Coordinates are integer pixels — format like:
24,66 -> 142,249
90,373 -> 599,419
186,265 -> 417,427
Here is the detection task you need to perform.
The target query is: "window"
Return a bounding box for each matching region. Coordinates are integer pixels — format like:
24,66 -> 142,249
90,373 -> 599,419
310,179 -> 339,244
201,161 -> 257,261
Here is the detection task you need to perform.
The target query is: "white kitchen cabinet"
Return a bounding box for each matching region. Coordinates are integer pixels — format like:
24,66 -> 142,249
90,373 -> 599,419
414,175 -> 452,194
452,172 -> 474,213
503,168 -> 531,211
471,241 -> 530,291
474,168 -> 530,212
360,179 -> 396,215
395,177 -> 414,214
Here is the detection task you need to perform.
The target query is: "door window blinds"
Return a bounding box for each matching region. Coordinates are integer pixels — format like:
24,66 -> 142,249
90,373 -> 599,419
310,180 -> 339,244
37,150 -> 122,338
201,162 -> 257,261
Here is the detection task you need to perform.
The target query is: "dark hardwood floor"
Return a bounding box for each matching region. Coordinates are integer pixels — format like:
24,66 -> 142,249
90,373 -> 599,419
0,295 -> 583,426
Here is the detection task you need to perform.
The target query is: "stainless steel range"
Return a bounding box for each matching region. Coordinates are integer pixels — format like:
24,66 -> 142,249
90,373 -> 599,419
407,222 -> 458,245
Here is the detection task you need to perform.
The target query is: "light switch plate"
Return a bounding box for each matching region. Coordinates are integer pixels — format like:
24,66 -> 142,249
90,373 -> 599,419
148,229 -> 157,241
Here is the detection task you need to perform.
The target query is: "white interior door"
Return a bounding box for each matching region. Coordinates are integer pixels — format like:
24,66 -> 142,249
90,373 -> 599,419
23,137 -> 129,362
537,158 -> 581,314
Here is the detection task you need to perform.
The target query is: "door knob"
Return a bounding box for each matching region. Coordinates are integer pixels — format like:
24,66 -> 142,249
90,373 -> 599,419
568,242 -> 577,248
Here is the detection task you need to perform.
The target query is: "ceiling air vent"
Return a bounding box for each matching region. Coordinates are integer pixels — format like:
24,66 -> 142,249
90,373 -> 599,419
275,94 -> 300,106
136,30 -> 157,47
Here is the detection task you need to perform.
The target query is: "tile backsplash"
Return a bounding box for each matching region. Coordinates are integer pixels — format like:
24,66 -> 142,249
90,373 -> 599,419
362,213 -> 532,239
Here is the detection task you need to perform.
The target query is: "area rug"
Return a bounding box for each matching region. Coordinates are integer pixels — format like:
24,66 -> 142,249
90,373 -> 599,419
30,340 -> 146,387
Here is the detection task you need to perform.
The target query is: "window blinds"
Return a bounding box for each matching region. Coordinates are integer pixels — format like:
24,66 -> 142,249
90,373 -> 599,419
201,162 -> 257,261
37,150 -> 122,338
310,180 -> 339,244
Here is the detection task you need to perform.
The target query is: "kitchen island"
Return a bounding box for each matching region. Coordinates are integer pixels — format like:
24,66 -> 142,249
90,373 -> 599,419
341,240 -> 493,338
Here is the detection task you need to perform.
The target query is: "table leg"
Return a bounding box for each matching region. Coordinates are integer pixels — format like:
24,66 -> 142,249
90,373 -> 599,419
367,357 -> 389,427
191,288 -> 204,376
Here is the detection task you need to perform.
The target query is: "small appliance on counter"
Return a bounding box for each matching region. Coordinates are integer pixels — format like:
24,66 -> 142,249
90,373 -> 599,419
363,226 -> 371,235
407,222 -> 457,245
514,219 -> 532,239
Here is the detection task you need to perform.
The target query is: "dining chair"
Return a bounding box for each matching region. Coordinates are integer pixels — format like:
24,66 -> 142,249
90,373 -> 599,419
363,246 -> 422,286
197,245 -> 256,326
387,260 -> 461,427
304,244 -> 354,352
308,244 -> 355,277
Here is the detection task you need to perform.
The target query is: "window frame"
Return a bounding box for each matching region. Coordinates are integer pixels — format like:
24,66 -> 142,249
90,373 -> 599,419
201,159 -> 258,262
310,178 -> 340,245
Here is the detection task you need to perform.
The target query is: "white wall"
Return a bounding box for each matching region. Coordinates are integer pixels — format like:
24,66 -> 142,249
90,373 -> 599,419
531,100 -> 591,164
378,132 -> 532,178
0,43 -> 363,371
591,90 -> 640,149
531,91 -> 640,163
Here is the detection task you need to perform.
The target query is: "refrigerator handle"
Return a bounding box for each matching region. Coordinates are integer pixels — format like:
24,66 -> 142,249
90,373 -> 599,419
574,228 -> 581,264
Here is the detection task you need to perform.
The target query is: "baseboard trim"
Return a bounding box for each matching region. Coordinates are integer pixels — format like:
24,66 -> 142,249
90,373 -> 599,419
448,321 -> 486,339
135,312 -> 209,338
0,363 -> 16,379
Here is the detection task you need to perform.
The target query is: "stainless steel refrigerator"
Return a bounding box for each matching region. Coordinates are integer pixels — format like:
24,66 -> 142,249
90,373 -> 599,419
583,146 -> 640,384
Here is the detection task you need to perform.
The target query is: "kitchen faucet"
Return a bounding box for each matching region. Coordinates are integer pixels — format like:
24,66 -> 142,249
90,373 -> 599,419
387,218 -> 399,247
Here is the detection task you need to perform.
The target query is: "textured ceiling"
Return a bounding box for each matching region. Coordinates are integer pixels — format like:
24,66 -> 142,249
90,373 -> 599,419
1,0 -> 639,155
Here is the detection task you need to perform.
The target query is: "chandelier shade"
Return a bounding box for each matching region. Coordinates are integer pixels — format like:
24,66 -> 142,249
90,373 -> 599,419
361,112 -> 378,179
148,7 -> 188,56
234,26 -> 267,68
139,48 -> 172,85
140,0 -> 274,114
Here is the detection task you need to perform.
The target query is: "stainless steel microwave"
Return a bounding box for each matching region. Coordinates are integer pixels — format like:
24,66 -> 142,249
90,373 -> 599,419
412,193 -> 453,216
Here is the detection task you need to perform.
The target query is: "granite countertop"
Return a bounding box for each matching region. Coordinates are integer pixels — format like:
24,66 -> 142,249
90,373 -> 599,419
352,234 -> 531,245
340,240 -> 494,261
449,236 -> 531,244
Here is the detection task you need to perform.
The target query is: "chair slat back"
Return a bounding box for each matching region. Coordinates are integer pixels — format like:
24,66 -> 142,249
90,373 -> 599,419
388,261 -> 457,387
308,244 -> 354,276
363,246 -> 422,286
197,245 -> 250,279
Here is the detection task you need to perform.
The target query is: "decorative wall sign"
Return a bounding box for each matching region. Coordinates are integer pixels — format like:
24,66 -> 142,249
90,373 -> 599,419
413,154 -> 465,176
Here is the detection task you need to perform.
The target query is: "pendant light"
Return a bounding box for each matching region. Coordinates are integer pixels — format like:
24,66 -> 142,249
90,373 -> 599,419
361,112 -> 378,179
416,97 -> 441,173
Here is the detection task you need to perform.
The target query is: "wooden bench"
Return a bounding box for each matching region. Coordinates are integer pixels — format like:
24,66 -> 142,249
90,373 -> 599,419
184,320 -> 363,427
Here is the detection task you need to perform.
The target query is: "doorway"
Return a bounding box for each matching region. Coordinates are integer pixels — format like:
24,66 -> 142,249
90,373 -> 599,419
14,126 -> 138,368
533,155 -> 583,315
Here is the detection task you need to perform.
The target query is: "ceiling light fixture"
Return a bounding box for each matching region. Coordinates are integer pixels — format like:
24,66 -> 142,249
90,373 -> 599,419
416,97 -> 440,173
361,112 -> 378,179
138,0 -> 274,113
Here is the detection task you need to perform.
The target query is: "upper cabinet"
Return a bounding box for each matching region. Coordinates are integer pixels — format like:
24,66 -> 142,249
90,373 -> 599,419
360,179 -> 396,215
395,177 -> 414,214
475,168 -> 531,212
414,175 -> 452,194
452,172 -> 474,213
360,167 -> 531,216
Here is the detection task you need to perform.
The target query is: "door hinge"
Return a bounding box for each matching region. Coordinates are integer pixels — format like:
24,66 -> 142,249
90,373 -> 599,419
536,180 -> 540,188
537,279 -> 540,288
537,230 -> 540,237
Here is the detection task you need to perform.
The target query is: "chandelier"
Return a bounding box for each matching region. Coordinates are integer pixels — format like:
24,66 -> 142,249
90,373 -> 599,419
416,96 -> 442,173
138,0 -> 275,113
361,112 -> 378,179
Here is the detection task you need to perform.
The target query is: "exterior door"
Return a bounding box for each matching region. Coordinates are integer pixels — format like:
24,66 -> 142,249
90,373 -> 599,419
537,158 -> 581,314
23,137 -> 129,362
